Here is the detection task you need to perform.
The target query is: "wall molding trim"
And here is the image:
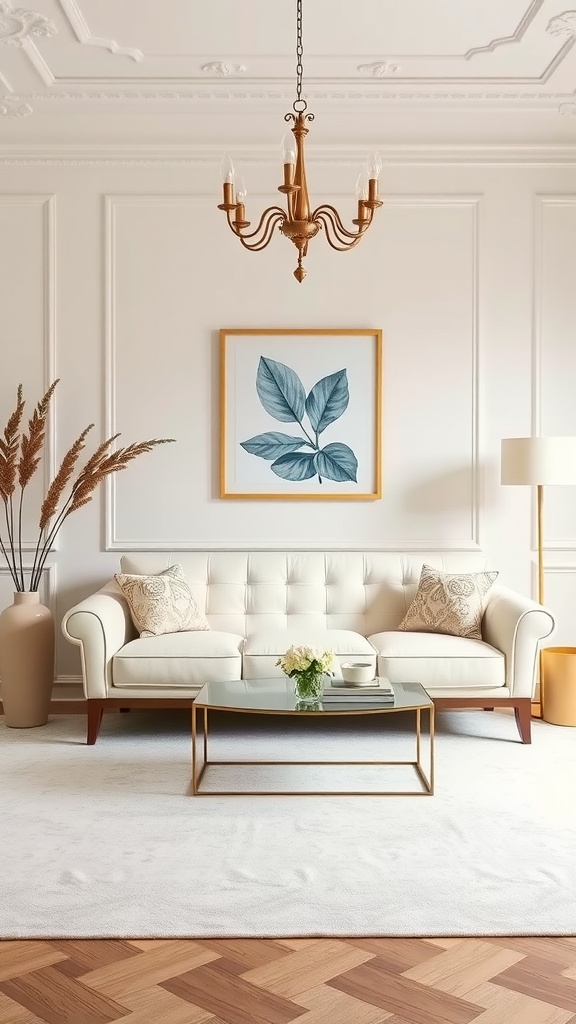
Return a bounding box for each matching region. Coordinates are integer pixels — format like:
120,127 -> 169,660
0,563 -> 56,613
104,193 -> 482,553
0,193 -> 56,549
1,143 -> 576,166
532,194 -> 576,552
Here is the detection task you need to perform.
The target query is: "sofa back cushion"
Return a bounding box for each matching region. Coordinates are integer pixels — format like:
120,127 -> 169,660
119,552 -> 492,637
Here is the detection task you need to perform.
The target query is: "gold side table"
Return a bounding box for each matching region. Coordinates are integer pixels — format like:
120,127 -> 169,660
541,647 -> 576,727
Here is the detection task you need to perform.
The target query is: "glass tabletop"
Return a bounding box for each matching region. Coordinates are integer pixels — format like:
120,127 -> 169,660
194,678 -> 432,713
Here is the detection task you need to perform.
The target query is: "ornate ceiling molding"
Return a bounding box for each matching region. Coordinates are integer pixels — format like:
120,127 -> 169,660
0,1 -> 56,46
201,61 -> 247,77
465,0 -> 546,59
58,0 -> 143,61
0,94 -> 32,115
546,10 -> 576,37
1,143 -> 576,166
27,88 -> 573,105
357,61 -> 401,76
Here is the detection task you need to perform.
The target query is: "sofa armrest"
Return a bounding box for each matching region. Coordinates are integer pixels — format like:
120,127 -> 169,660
481,585 -> 555,698
61,582 -> 136,699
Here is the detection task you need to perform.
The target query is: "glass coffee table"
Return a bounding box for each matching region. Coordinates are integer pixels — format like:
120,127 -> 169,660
192,678 -> 434,796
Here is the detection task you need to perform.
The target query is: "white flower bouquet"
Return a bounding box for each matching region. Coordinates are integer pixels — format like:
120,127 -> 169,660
276,644 -> 336,702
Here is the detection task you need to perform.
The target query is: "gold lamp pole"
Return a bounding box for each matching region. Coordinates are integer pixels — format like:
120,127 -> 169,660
501,436 -> 576,716
217,0 -> 383,282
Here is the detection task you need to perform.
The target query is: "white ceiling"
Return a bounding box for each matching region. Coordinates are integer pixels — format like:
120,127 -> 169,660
1,0 -> 576,144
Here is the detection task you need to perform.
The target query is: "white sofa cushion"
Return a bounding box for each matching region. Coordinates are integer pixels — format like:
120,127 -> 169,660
113,631 -> 243,688
243,628 -> 376,680
368,630 -> 505,690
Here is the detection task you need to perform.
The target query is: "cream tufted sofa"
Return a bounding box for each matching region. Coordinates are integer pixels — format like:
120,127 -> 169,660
62,551 -> 555,745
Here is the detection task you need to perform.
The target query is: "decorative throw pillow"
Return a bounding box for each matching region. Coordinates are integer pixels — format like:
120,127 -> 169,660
397,564 -> 498,640
114,564 -> 210,638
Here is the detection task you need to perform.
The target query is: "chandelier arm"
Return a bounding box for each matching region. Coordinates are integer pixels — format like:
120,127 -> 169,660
227,209 -> 286,251
312,203 -> 372,241
315,209 -> 371,251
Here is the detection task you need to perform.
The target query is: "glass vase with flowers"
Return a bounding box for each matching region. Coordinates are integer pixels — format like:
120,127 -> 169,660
276,644 -> 336,705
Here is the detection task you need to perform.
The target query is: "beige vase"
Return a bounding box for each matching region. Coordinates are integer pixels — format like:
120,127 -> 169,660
0,591 -> 55,728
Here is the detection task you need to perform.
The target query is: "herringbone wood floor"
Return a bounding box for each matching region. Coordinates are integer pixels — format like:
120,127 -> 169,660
1,937 -> 576,1023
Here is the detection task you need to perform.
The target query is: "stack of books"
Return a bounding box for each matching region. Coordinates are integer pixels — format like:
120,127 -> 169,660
322,676 -> 395,703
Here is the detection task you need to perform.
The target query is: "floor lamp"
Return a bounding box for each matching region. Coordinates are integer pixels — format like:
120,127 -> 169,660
501,436 -> 576,715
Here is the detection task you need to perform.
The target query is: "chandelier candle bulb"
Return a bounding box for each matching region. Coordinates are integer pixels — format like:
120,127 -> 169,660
282,132 -> 297,165
221,153 -> 235,183
233,178 -> 249,228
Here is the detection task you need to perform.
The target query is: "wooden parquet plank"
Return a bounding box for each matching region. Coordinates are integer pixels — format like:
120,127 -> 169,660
346,937 -> 449,972
465,980 -> 575,1023
493,957 -> 576,1013
0,990 -> 47,1024
294,982 -> 394,1023
242,939 -> 374,997
0,965 -> 130,1024
126,941 -> 168,951
160,961 -> 308,1024
0,942 -> 67,984
197,939 -> 295,969
327,957 -> 482,1024
111,984 -> 217,1023
2,937 -> 576,1024
277,941 -> 319,951
488,937 -> 576,966
80,941 -> 220,999
49,941 -> 140,972
402,938 -> 524,996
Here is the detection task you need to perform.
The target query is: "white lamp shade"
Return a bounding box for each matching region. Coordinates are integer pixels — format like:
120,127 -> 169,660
501,436 -> 576,486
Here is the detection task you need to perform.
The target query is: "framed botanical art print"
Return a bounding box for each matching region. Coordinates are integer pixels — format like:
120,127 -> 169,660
220,328 -> 382,500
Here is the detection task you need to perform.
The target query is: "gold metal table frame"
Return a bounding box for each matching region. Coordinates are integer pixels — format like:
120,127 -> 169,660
191,702 -> 435,797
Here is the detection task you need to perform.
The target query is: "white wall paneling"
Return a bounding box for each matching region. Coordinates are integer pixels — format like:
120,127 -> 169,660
0,194 -> 56,550
541,566 -> 576,645
0,564 -> 56,617
534,195 -> 576,552
0,149 -> 575,679
104,191 -> 481,552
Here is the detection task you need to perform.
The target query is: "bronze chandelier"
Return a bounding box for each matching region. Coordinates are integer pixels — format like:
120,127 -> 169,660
217,0 -> 383,282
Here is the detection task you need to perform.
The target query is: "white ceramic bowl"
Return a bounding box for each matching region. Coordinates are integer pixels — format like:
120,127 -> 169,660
340,662 -> 375,685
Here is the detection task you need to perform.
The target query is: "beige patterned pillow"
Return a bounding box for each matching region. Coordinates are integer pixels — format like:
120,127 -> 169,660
397,564 -> 498,640
114,564 -> 210,637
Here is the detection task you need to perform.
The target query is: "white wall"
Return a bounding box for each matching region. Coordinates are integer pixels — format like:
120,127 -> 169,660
0,145 -> 575,679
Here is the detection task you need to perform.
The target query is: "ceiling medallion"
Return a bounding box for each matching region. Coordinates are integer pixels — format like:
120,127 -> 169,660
217,0 -> 383,282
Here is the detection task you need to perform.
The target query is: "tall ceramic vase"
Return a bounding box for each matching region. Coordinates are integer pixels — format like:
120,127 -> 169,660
0,592 -> 54,727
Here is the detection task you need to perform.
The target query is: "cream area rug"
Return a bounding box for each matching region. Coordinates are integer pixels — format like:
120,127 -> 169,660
1,708 -> 575,939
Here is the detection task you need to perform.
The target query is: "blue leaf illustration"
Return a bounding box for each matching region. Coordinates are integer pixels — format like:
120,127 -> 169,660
270,451 -> 318,481
305,369 -> 349,434
240,432 -> 308,461
315,442 -> 358,483
256,357 -> 306,424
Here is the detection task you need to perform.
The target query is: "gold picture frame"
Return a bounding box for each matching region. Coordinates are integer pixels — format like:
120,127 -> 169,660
220,328 -> 382,500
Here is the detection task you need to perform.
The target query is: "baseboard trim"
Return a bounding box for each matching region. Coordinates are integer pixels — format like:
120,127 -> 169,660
0,699 -> 87,716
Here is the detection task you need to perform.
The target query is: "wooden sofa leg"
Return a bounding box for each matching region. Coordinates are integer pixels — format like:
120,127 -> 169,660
514,700 -> 531,744
87,700 -> 104,745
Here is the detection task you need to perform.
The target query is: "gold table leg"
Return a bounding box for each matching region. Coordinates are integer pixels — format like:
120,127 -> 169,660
190,703 -> 436,797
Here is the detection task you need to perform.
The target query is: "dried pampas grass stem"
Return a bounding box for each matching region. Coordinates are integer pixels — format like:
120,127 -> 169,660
0,380 -> 175,592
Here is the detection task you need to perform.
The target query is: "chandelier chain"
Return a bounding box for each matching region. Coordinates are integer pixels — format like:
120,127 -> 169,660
293,0 -> 307,113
